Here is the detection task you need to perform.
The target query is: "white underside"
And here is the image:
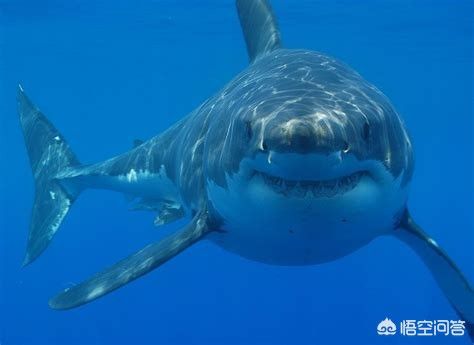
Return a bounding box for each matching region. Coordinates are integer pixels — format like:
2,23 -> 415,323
207,153 -> 409,265
114,167 -> 179,200
61,165 -> 182,204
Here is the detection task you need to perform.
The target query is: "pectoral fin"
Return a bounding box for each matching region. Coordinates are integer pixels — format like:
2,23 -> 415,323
49,209 -> 212,310
393,210 -> 473,339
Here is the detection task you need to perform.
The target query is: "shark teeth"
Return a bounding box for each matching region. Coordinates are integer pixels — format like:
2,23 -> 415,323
257,171 -> 366,198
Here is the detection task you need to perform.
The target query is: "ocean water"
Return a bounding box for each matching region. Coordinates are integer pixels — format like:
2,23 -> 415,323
0,0 -> 472,344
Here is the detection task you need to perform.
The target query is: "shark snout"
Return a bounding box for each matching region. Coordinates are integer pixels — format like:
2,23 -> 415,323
262,118 -> 349,155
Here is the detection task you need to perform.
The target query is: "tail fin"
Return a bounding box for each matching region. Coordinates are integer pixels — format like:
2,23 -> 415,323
18,85 -> 81,266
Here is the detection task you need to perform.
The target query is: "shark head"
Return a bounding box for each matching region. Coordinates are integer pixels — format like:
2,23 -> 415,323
205,50 -> 414,264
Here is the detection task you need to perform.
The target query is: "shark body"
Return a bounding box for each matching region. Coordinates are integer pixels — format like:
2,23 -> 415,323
18,0 -> 472,338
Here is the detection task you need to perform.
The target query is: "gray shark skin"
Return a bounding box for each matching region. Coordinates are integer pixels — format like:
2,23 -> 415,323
18,0 -> 473,338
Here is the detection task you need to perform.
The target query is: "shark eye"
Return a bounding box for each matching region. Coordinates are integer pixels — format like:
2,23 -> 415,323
342,141 -> 350,153
362,122 -> 371,141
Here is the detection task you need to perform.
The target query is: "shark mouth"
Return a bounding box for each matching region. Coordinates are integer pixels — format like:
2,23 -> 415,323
255,170 -> 367,198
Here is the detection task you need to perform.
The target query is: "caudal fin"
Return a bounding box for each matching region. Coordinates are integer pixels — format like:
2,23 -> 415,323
18,85 -> 81,266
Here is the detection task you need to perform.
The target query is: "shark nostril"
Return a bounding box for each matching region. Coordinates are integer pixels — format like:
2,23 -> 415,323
261,140 -> 268,151
342,141 -> 350,153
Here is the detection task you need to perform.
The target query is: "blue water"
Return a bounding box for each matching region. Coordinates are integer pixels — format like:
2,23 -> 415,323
0,1 -> 472,344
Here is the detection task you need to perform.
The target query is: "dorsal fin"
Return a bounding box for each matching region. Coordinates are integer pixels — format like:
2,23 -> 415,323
236,0 -> 282,63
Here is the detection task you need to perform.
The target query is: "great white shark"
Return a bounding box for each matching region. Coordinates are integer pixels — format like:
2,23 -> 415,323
18,0 -> 472,336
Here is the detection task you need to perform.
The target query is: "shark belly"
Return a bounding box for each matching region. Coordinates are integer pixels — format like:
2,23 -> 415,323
207,173 -> 409,265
